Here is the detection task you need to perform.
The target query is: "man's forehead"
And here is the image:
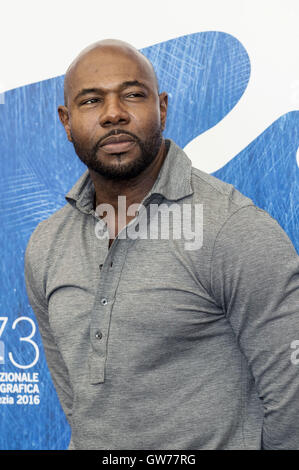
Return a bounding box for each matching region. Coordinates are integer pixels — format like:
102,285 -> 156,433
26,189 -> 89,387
64,42 -> 158,103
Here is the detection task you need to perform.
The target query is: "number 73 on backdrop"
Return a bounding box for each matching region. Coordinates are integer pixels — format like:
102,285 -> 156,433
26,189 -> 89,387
0,317 -> 39,369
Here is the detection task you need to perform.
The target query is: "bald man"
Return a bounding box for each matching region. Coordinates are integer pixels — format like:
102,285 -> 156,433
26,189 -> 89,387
58,39 -> 168,245
25,39 -> 299,450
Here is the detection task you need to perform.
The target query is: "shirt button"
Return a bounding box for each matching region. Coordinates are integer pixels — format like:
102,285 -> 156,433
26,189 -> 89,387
101,298 -> 108,305
95,330 -> 102,339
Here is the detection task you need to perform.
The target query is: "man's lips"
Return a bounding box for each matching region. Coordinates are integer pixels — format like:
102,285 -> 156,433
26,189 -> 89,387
99,134 -> 137,154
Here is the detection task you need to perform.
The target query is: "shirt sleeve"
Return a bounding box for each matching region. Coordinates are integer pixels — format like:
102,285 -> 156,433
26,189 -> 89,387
211,205 -> 299,449
24,231 -> 74,433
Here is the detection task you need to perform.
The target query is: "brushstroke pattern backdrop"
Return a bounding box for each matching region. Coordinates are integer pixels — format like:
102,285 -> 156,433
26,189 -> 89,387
0,1 -> 298,450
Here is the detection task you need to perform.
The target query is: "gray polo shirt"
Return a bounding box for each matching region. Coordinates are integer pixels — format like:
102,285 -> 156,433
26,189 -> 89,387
25,139 -> 299,450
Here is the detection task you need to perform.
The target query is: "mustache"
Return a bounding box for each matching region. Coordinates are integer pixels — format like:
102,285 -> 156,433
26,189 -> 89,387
95,130 -> 140,150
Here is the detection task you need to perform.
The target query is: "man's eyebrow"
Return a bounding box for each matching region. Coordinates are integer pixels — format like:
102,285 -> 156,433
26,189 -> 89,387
119,80 -> 149,91
74,80 -> 150,101
74,88 -> 100,101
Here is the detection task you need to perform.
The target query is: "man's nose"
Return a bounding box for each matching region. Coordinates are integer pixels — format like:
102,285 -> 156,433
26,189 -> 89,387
99,96 -> 130,127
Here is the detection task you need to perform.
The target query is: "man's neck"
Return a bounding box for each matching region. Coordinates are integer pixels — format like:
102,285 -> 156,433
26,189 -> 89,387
90,140 -> 167,214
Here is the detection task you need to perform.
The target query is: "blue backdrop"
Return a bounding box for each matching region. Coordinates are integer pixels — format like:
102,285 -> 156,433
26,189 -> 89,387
0,31 -> 298,449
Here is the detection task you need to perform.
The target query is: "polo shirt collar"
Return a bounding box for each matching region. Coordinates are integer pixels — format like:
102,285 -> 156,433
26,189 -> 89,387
65,138 -> 194,213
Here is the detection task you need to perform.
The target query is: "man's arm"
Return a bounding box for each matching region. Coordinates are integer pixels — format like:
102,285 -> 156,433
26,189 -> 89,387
24,231 -> 74,432
211,205 -> 299,449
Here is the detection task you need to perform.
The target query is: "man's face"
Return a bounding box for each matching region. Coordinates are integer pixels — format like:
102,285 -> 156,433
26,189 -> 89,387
58,47 -> 168,180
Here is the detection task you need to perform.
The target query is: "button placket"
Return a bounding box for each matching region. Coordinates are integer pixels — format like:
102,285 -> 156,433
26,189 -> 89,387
89,240 -> 131,384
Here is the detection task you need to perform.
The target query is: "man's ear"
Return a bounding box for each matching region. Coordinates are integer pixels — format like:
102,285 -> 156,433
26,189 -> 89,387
58,105 -> 72,142
159,92 -> 168,131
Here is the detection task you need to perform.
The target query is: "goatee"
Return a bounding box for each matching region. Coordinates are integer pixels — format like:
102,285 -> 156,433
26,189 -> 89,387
71,126 -> 163,181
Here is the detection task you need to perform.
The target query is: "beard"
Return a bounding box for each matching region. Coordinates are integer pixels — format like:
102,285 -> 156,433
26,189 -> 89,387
70,124 -> 163,181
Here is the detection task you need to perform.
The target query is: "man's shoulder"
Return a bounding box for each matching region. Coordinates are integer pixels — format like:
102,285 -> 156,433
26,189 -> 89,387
189,166 -> 295,254
190,165 -> 254,214
25,203 -> 74,263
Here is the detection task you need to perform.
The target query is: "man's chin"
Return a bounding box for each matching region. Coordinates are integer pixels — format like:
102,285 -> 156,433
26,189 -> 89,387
88,158 -> 146,181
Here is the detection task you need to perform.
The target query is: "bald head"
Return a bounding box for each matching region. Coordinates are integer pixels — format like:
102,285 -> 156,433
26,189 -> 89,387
63,39 -> 159,106
58,38 -> 168,182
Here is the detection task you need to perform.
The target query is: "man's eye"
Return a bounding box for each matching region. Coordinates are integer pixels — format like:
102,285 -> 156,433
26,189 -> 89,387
126,93 -> 145,98
82,98 -> 100,105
